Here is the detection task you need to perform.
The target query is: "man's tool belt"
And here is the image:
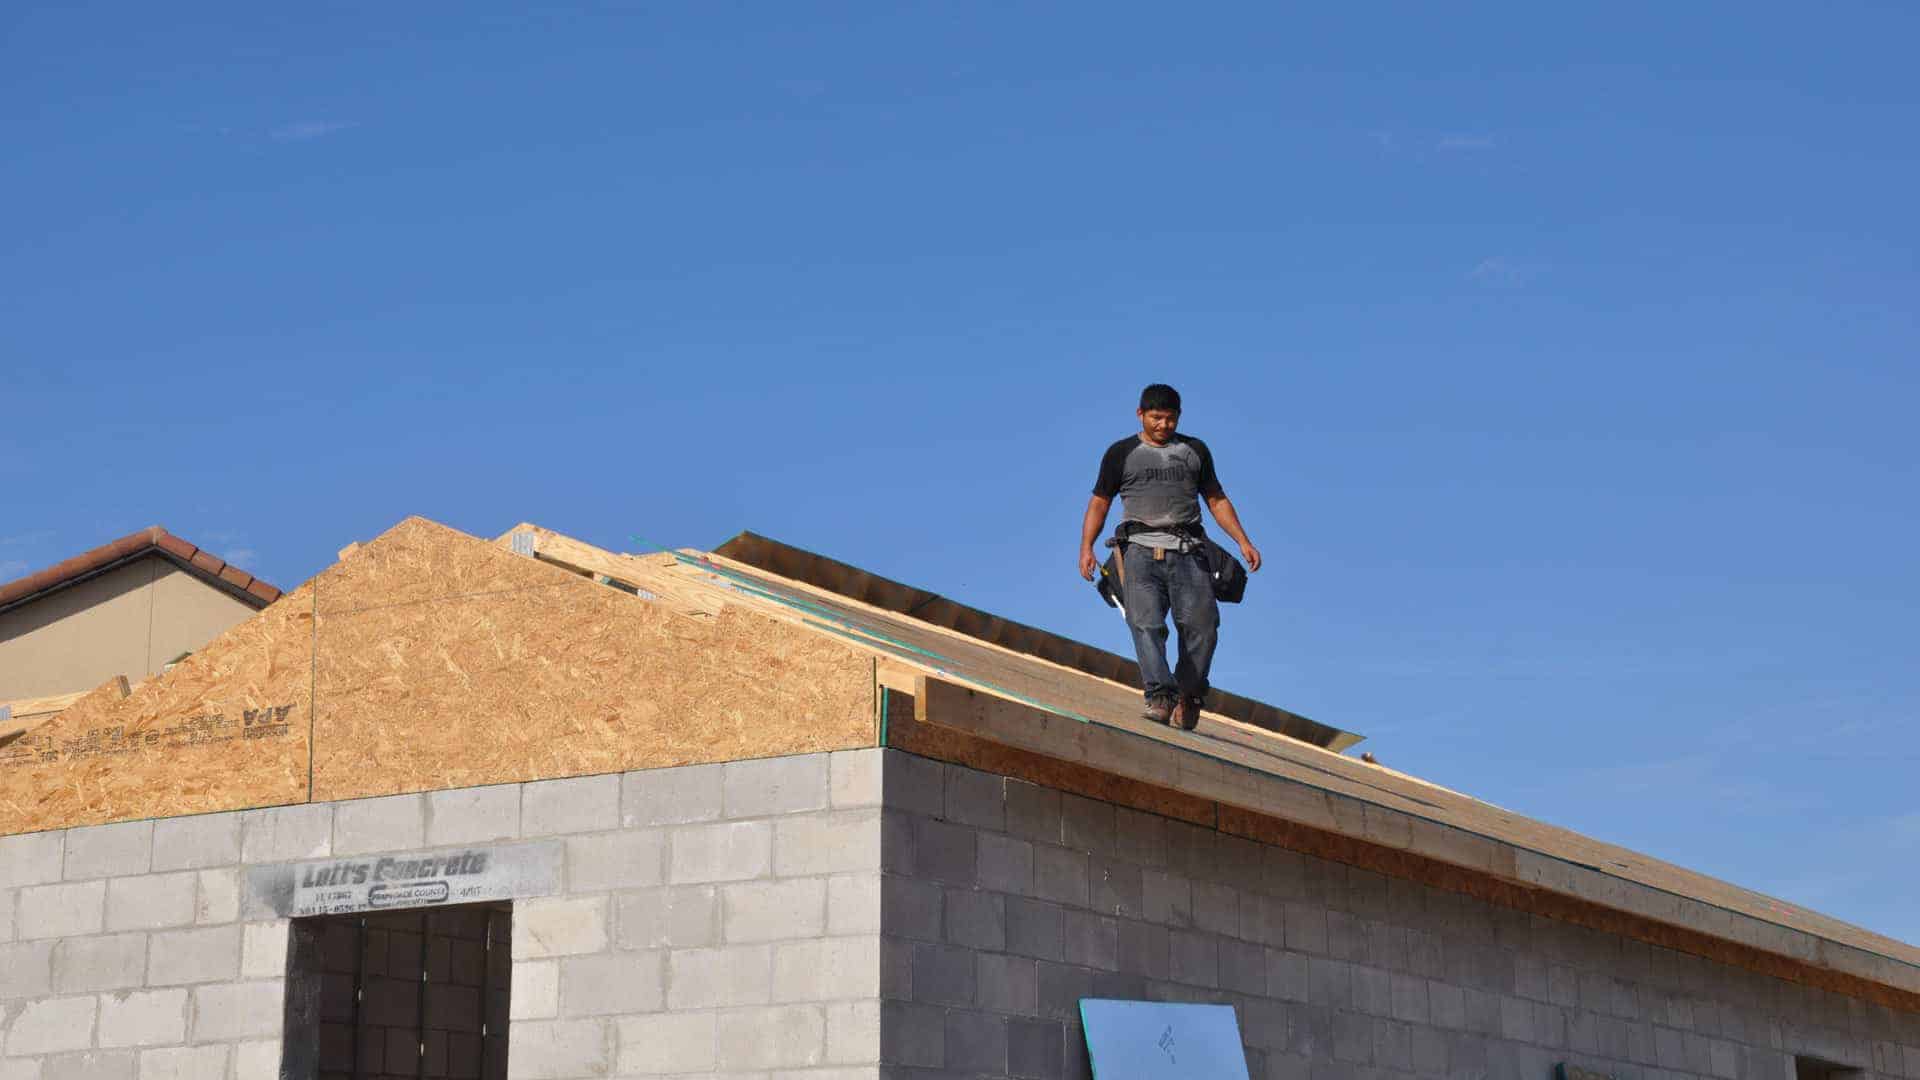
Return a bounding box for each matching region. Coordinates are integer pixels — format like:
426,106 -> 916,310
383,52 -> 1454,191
1108,521 -> 1248,604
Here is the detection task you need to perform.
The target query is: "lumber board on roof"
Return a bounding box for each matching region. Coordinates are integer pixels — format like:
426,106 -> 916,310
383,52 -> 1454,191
712,529 -> 1362,751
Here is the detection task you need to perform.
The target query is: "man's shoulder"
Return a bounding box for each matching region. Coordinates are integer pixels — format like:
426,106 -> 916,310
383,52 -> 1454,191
1102,434 -> 1142,458
1172,433 -> 1212,456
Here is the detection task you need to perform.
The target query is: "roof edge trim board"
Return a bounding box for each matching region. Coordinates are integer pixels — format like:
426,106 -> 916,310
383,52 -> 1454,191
0,528 -> 281,614
904,673 -> 1920,1001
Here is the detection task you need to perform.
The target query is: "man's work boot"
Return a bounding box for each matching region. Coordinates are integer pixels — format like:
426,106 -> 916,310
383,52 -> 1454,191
1173,696 -> 1203,731
1142,697 -> 1175,725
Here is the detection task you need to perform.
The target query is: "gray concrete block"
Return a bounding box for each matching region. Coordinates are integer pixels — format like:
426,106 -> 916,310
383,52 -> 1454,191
1331,1010 -> 1371,1064
881,875 -> 943,942
1090,857 -> 1143,919
828,874 -> 880,936
977,833 -> 1033,896
238,803 -> 332,863
0,830 -> 65,889
1428,979 -> 1466,1029
509,1019 -> 611,1079
1005,896 -> 1064,962
1112,807 -> 1168,869
882,751 -> 945,818
97,987 -> 187,1047
1352,965 -> 1392,1017
566,829 -> 667,892
1221,939 -> 1266,995
240,920 -> 290,978
911,943 -> 975,1006
724,755 -> 830,819
1285,904 -> 1327,955
669,944 -> 773,1008
522,773 -> 621,835
0,887 -> 11,943
830,749 -> 885,809
1390,972 -> 1430,1024
1239,998 -> 1288,1051
40,1051 -> 135,1080
1241,894 -> 1285,948
510,959 -> 558,1020
190,980 -> 283,1041
1117,920 -> 1169,980
1500,995 -> 1534,1042
618,885 -> 718,950
775,811 -> 881,877
879,937 -> 913,1001
1326,910 -> 1366,962
150,814 -> 238,872
513,895 -> 609,958
1032,845 -> 1088,907
1010,1017 -> 1064,1080
193,869 -> 239,925
913,817 -> 977,886
104,873 -> 196,932
617,1012 -> 717,1074
715,1004 -> 827,1069
1371,1017 -> 1412,1071
1168,929 -> 1218,988
1308,958 -> 1352,1011
1269,948 -> 1309,1002
1060,794 -> 1116,856
724,878 -> 825,942
944,888 -> 1005,952
6,994 -> 98,1055
1142,870 -> 1193,928
946,1011 -> 1008,1073
1037,961 -> 1093,1021
559,949 -> 665,1015
424,784 -> 519,846
19,880 -> 105,939
1062,910 -> 1119,971
63,821 -> 152,880
1192,881 -> 1239,937
825,999 -> 881,1065
1004,778 -> 1062,844
0,940 -> 54,1000
147,924 -> 240,986
942,765 -> 1004,830
668,820 -> 770,884
331,792 -> 425,855
978,952 -> 1039,1015
881,1001 -> 945,1067
773,937 -> 880,1002
53,933 -> 147,993
137,1044 -> 230,1080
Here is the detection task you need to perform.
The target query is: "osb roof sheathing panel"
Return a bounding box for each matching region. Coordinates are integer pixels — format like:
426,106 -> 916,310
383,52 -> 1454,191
0,516 -> 875,833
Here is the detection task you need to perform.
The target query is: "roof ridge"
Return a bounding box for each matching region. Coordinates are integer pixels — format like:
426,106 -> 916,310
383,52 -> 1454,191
0,526 -> 282,611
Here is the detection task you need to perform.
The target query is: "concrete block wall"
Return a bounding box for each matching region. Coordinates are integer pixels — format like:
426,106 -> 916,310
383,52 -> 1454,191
875,750 -> 1920,1080
0,748 -> 886,1080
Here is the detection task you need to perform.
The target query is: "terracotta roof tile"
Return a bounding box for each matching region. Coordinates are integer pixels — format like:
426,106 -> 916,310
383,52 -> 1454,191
0,527 -> 282,613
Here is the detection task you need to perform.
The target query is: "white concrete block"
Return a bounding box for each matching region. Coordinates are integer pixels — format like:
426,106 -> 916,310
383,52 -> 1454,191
510,960 -> 558,1019
522,774 -> 621,835
0,831 -> 65,889
668,945 -> 772,1009
622,763 -> 723,827
724,878 -> 826,943
52,934 -> 147,993
669,821 -> 772,884
332,793 -> 424,855
150,814 -> 239,872
194,869 -> 239,925
239,803 -> 332,863
558,950 -> 665,1016
230,1040 -> 281,1080
136,1044 -> 228,1080
19,880 -> 106,939
774,812 -> 880,877
723,755 -> 829,818
97,987 -> 188,1048
715,1004 -> 826,1069
4,994 -> 98,1055
827,875 -> 880,936
240,921 -> 289,978
772,937 -> 880,1003
507,1019 -> 610,1080
513,896 -> 608,958
63,821 -> 152,880
105,873 -> 197,932
616,1012 -> 718,1074
424,784 -> 520,846
0,940 -> 54,999
188,981 -> 282,1041
148,925 -> 240,985
828,749 -> 884,809
564,830 -> 666,892
40,1051 -> 134,1080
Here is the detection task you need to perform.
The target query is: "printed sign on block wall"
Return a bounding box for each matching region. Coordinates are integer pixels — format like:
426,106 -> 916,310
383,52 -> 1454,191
245,838 -> 562,919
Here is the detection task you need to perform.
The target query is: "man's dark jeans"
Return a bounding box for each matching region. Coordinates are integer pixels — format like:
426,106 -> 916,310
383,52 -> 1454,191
1120,543 -> 1219,705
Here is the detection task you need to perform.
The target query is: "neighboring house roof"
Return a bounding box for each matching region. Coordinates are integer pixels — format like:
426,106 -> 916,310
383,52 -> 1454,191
0,526 -> 282,614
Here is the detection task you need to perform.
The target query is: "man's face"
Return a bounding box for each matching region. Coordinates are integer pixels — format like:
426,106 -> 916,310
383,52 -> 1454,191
1138,407 -> 1179,445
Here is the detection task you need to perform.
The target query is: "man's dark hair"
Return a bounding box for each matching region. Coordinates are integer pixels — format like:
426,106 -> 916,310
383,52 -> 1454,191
1139,383 -> 1182,413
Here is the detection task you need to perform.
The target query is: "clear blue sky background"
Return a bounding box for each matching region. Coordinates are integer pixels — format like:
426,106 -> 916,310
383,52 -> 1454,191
5,5 -> 1916,944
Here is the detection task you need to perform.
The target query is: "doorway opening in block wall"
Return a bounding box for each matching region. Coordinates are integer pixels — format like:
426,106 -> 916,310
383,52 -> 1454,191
282,901 -> 512,1080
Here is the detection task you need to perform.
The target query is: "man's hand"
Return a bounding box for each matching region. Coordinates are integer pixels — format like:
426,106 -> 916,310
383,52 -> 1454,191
1078,547 -> 1100,581
1240,542 -> 1263,573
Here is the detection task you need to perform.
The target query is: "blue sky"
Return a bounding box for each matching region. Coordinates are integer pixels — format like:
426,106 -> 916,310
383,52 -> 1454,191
4,5 -> 1917,944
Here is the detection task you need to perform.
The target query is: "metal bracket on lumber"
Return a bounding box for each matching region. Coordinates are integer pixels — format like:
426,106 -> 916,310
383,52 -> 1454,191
510,530 -> 536,557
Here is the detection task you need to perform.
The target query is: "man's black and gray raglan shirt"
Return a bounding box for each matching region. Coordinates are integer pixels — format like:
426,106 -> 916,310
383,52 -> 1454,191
1092,434 -> 1224,550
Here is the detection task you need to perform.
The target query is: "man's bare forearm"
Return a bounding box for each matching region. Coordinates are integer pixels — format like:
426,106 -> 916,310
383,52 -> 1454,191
1206,494 -> 1253,548
1081,495 -> 1112,551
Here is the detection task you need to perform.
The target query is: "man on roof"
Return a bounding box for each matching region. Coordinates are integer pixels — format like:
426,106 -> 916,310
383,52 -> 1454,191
1078,383 -> 1262,730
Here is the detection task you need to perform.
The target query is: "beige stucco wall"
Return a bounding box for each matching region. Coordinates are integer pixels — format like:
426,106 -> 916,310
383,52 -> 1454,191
0,554 -> 261,700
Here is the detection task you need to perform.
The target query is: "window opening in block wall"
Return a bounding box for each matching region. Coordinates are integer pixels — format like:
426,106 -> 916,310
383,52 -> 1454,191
1795,1055 -> 1862,1080
283,901 -> 511,1080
